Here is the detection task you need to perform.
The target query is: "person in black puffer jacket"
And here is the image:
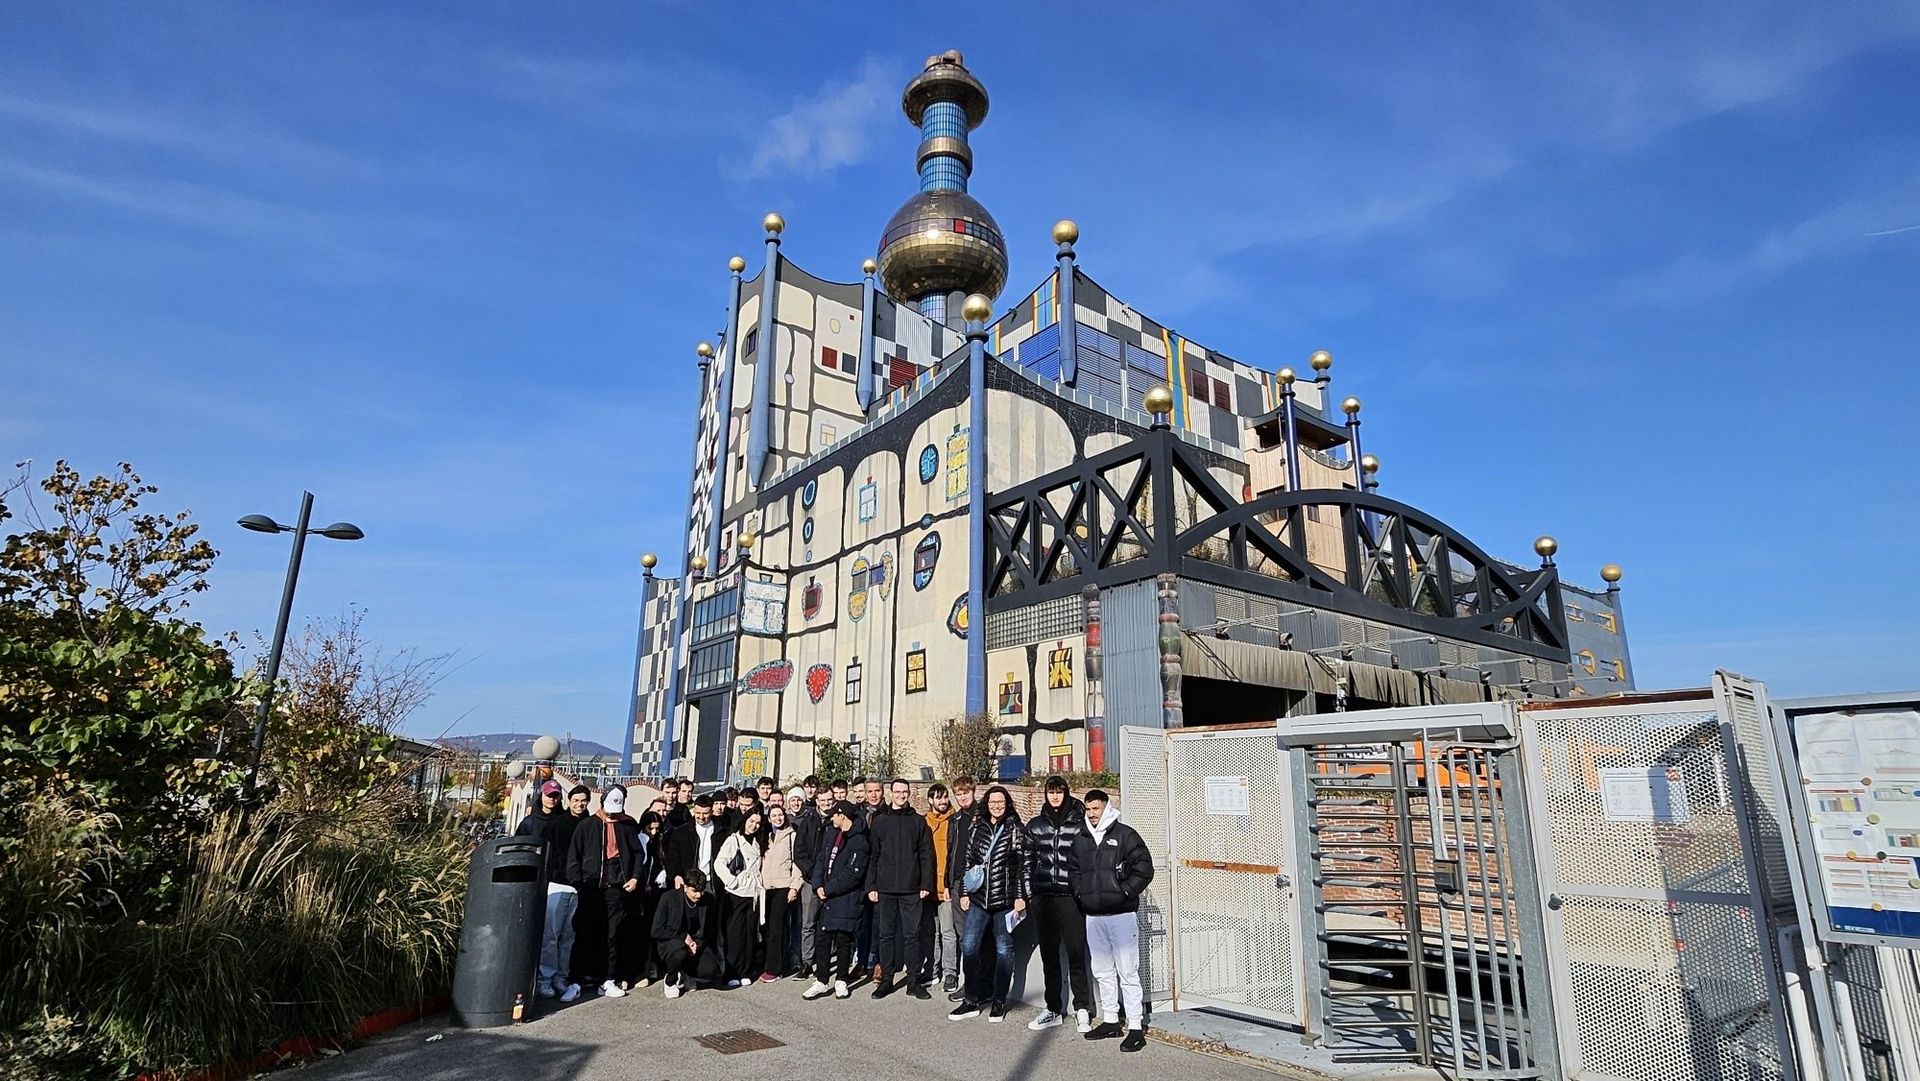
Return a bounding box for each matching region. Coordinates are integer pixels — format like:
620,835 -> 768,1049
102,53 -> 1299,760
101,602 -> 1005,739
1023,775 -> 1092,1031
948,786 -> 1028,1023
1070,790 -> 1154,1050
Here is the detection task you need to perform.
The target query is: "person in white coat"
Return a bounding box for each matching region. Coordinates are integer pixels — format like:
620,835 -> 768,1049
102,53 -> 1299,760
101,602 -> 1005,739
714,807 -> 766,987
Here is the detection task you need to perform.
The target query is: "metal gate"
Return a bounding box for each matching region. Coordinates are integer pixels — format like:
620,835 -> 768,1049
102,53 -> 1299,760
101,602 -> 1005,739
1282,703 -> 1560,1076
1118,724 -> 1175,1006
1163,726 -> 1305,1024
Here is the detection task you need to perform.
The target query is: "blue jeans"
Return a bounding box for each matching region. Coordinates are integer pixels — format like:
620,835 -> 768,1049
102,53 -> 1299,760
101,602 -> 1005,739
960,903 -> 1016,1004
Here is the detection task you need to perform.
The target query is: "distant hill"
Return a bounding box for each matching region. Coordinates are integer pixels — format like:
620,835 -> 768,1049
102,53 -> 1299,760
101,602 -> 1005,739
434,733 -> 621,759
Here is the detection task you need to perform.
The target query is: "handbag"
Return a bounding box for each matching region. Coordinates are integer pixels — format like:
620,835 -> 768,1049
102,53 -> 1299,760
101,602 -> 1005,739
726,844 -> 747,876
962,824 -> 1006,894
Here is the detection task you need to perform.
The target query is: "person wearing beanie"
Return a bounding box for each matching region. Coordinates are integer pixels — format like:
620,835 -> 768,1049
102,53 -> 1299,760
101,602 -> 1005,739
1024,775 -> 1094,1033
566,784 -> 644,998
1071,790 -> 1154,1052
515,779 -> 590,1001
801,801 -> 869,1001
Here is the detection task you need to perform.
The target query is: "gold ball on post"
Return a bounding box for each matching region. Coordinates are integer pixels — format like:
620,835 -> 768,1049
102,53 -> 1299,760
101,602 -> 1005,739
739,532 -> 757,551
762,212 -> 785,235
690,555 -> 708,572
1051,219 -> 1079,245
1310,349 -> 1333,372
1143,385 -> 1175,416
641,552 -> 658,569
1277,366 -> 1296,386
961,293 -> 993,323
1600,563 -> 1623,584
728,256 -> 746,273
696,341 -> 714,359
1341,396 -> 1362,417
862,258 -> 877,275
1360,454 -> 1379,475
1534,535 -> 1559,560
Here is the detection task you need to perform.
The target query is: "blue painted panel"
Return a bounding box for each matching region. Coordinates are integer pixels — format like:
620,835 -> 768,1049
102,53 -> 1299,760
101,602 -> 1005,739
1080,324 -> 1121,358
1124,343 -> 1167,378
1078,345 -> 1123,381
1019,322 -> 1059,365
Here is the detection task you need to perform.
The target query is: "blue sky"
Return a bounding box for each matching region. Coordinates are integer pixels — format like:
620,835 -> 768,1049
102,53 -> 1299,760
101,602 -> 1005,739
4,3 -> 1916,751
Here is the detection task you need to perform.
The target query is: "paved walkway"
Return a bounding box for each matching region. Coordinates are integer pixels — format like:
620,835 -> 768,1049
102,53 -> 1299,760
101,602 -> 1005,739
297,979 -> 1287,1081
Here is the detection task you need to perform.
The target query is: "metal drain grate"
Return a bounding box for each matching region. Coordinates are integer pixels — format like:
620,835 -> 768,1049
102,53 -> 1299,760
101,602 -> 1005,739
693,1028 -> 785,1055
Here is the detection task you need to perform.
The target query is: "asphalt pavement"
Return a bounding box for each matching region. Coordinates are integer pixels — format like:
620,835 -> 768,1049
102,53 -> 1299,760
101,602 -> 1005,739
291,977 -> 1284,1081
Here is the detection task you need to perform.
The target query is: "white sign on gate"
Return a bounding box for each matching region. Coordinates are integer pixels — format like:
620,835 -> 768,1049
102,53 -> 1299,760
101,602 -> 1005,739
1203,775 -> 1250,816
1598,766 -> 1692,823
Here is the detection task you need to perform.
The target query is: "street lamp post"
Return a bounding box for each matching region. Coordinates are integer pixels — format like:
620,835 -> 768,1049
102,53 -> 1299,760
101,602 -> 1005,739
238,491 -> 364,793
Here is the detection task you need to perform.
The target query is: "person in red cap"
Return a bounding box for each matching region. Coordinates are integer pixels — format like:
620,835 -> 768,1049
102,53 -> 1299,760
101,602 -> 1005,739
515,779 -> 591,1000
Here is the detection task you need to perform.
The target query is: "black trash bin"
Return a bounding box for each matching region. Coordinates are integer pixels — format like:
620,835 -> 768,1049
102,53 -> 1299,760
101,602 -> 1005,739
451,836 -> 547,1027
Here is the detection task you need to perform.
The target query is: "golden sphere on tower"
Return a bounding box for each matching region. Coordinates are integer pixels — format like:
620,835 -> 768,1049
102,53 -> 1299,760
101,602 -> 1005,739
961,293 -> 993,323
1277,366 -> 1296,386
1143,385 -> 1175,416
1310,349 -> 1333,372
728,256 -> 746,273
1051,219 -> 1079,245
1600,563 -> 1623,584
1341,396 -> 1362,417
739,531 -> 757,551
696,341 -> 714,359
762,212 -> 785,235
1534,535 -> 1559,559
862,258 -> 877,275
690,555 -> 708,572
1360,454 -> 1379,474
641,552 -> 658,569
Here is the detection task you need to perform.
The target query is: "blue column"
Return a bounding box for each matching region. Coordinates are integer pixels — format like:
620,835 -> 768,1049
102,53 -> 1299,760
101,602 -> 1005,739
857,260 -> 878,412
1279,368 -> 1302,491
745,218 -> 782,489
1056,252 -> 1077,386
707,262 -> 744,572
964,303 -> 990,716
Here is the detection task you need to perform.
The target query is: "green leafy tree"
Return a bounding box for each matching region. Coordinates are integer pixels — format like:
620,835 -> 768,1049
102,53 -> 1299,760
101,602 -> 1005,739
0,461 -> 244,908
936,712 -> 998,783
814,737 -> 856,784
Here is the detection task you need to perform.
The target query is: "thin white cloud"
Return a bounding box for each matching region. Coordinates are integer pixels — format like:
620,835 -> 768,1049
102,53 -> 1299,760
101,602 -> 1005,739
744,57 -> 893,179
0,90 -> 378,179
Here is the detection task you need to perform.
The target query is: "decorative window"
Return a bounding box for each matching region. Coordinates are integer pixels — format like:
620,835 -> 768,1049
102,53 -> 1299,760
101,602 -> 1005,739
998,673 -> 1024,716
801,478 -> 817,509
888,354 -> 917,388
802,518 -> 814,543
819,424 -> 838,450
912,532 -> 940,589
918,445 -> 939,484
857,479 -> 877,522
1188,368 -> 1209,400
802,577 -> 822,620
820,345 -> 839,370
742,327 -> 758,357
691,585 -> 739,643
1048,646 -> 1074,689
687,639 -> 737,693
1212,378 -> 1230,410
905,648 -> 927,694
945,425 -> 969,502
846,656 -> 863,704
839,350 -> 857,374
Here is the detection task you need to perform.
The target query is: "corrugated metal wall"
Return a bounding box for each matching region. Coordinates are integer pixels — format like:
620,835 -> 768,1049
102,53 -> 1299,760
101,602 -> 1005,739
1102,578 -> 1164,729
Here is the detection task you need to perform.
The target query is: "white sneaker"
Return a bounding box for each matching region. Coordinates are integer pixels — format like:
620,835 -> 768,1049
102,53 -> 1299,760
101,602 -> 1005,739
726,978 -> 745,989
635,977 -> 651,989
833,979 -> 850,999
664,979 -> 683,999
536,981 -> 558,999
558,983 -> 582,1003
1028,1010 -> 1063,1030
599,980 -> 626,998
802,980 -> 832,1000
1076,1009 -> 1092,1033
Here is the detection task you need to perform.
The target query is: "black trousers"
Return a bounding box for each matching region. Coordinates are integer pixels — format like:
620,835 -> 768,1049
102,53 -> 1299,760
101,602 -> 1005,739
720,892 -> 758,980
1032,892 -> 1093,1015
763,889 -> 792,977
657,938 -> 725,988
624,890 -> 660,983
913,897 -> 937,983
814,928 -> 854,982
573,886 -> 627,985
873,892 -> 922,981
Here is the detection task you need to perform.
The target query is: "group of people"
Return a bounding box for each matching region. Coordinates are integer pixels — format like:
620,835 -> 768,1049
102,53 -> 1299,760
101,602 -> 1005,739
514,771 -> 1154,1051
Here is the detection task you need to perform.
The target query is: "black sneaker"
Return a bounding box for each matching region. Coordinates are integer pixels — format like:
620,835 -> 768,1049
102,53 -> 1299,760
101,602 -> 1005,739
988,1001 -> 1008,1023
871,979 -> 896,1000
906,982 -> 931,1000
1086,1021 -> 1125,1040
941,974 -> 959,994
1120,1028 -> 1146,1052
948,1001 -> 982,1021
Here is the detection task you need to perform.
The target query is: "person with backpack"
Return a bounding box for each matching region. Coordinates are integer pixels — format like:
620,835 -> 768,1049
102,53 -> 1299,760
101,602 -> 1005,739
947,785 -> 1029,1024
1071,789 -> 1155,1052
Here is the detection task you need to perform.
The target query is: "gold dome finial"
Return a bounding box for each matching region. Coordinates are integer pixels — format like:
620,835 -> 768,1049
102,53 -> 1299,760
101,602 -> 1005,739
641,552 -> 658,569
1051,219 -> 1079,245
1534,535 -> 1559,560
1143,385 -> 1175,416
861,258 -> 877,275
1341,395 -> 1362,417
728,256 -> 746,273
696,341 -> 714,359
1600,562 -> 1623,584
690,554 -> 708,572
961,293 -> 992,323
762,212 -> 785,235
739,531 -> 757,551
1310,349 -> 1333,372
1277,366 -> 1296,386
1360,454 -> 1379,475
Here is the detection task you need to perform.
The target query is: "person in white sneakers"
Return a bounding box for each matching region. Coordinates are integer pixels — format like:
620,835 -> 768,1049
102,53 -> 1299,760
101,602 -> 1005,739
651,871 -> 722,997
1069,789 -> 1155,1053
565,784 -> 644,998
802,802 -> 870,1002
714,806 -> 766,989
514,780 -> 590,1002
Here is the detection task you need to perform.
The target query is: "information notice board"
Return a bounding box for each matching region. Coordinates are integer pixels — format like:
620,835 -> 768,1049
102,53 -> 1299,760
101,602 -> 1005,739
1788,705 -> 1920,942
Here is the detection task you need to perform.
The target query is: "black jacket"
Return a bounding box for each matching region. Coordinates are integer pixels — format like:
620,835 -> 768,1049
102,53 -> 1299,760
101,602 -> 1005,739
566,813 -> 643,890
661,819 -> 723,885
651,888 -> 708,947
1025,796 -> 1087,895
792,806 -> 826,880
514,807 -> 585,886
664,803 -> 691,830
957,811 -> 1030,912
1069,805 -> 1154,915
810,819 -> 871,933
865,804 -> 935,895
943,805 -> 979,893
